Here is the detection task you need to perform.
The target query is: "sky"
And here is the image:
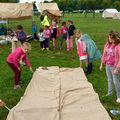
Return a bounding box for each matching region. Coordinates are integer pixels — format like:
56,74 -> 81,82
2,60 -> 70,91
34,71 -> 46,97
19,0 -> 52,3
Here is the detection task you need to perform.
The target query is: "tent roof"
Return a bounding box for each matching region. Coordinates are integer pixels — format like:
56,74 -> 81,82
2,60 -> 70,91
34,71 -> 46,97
0,3 -> 32,20
104,9 -> 118,13
38,3 -> 61,17
38,3 -> 59,11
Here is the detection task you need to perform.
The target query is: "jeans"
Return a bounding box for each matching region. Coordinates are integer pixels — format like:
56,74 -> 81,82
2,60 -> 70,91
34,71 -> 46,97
106,65 -> 120,98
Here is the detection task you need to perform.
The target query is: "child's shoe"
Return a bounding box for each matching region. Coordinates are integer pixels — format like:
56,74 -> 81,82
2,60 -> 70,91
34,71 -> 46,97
41,48 -> 45,51
116,98 -> 120,103
46,48 -> 49,51
14,85 -> 21,90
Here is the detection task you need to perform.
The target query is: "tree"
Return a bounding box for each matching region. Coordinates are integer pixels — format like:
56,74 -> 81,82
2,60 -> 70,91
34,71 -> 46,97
113,1 -> 120,11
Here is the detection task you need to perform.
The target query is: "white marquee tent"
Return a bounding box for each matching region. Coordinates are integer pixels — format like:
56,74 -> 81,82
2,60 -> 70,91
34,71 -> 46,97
102,9 -> 119,19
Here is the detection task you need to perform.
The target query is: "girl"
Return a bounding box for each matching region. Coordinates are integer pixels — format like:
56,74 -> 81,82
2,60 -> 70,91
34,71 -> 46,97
7,42 -> 33,89
60,21 -> 68,50
38,28 -> 45,50
50,20 -> 57,49
75,29 -> 88,68
43,25 -> 51,50
100,31 -> 120,103
67,20 -> 75,51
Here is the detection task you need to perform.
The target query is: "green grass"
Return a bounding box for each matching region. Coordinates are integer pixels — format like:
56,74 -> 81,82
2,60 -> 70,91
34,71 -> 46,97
0,13 -> 120,120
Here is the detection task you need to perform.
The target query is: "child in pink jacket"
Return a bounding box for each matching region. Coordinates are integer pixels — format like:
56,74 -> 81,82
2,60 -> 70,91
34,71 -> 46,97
100,30 -> 120,103
7,42 -> 33,89
75,29 -> 88,68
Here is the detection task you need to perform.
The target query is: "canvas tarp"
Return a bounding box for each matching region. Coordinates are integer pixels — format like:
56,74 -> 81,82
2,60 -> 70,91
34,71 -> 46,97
0,3 -> 32,20
7,67 -> 111,120
38,3 -> 62,21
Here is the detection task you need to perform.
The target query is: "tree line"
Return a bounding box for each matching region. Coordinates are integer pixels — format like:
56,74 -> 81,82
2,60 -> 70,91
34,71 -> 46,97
1,0 -> 120,11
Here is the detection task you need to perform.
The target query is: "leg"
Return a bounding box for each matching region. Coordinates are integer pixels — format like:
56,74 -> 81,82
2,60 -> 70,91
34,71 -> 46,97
7,62 -> 21,86
66,38 -> 70,51
52,38 -> 56,49
60,35 -> 64,49
80,60 -> 82,68
106,65 -> 113,96
45,38 -> 49,49
112,67 -> 120,98
69,36 -> 73,50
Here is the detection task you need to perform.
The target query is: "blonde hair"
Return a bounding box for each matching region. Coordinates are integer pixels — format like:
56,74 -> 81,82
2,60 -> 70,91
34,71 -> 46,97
22,42 -> 31,52
75,29 -> 82,34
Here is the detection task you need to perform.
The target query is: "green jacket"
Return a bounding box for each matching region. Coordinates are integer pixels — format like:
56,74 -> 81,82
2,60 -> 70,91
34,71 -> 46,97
41,15 -> 50,27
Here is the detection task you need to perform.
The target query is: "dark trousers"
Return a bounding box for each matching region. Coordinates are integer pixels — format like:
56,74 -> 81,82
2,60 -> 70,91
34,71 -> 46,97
44,38 -> 49,48
86,62 -> 93,74
40,41 -> 45,48
33,33 -> 37,40
60,34 -> 67,49
7,62 -> 21,85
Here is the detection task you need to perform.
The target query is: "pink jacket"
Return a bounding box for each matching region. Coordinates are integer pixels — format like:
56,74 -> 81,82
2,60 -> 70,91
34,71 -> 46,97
61,26 -> 68,35
102,43 -> 120,69
43,29 -> 50,38
114,44 -> 120,69
7,47 -> 31,69
77,39 -> 88,57
101,43 -> 115,66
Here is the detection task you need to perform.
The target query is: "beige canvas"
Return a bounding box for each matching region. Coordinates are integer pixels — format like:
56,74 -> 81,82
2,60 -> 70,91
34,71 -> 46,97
38,3 -> 62,17
0,3 -> 32,19
7,67 -> 111,120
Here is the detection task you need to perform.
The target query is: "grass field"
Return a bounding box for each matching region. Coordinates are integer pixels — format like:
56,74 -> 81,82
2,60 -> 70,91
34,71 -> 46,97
0,13 -> 120,120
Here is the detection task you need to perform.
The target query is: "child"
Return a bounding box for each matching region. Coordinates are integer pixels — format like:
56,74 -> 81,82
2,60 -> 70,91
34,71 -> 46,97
80,34 -> 101,74
16,25 -> 26,45
0,99 -> 4,108
60,21 -> 68,49
100,31 -> 120,103
50,20 -> 57,49
75,29 -> 88,68
32,21 -> 37,41
67,20 -> 75,51
38,28 -> 45,50
7,42 -> 33,89
43,25 -> 51,50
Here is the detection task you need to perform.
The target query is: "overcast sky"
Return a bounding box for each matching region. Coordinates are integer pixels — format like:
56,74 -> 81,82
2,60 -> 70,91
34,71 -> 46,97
19,0 -> 52,3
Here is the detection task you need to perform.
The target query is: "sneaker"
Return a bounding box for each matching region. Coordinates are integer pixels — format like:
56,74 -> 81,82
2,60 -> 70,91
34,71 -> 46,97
46,48 -> 49,51
14,85 -> 21,90
41,48 -> 45,51
116,98 -> 120,103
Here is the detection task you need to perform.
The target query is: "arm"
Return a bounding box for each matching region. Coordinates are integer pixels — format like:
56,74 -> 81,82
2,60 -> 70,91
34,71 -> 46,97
113,45 -> 120,74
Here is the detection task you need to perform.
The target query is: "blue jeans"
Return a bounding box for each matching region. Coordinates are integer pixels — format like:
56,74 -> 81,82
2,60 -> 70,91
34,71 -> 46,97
106,65 -> 120,98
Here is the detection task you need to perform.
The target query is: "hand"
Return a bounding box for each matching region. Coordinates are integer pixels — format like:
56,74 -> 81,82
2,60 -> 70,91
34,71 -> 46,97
0,99 -> 4,108
29,67 -> 33,73
113,69 -> 119,75
18,67 -> 21,71
99,63 -> 103,71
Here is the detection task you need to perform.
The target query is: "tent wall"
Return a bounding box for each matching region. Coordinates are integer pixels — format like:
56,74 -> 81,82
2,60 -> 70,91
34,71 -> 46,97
0,3 -> 32,20
38,3 -> 62,22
